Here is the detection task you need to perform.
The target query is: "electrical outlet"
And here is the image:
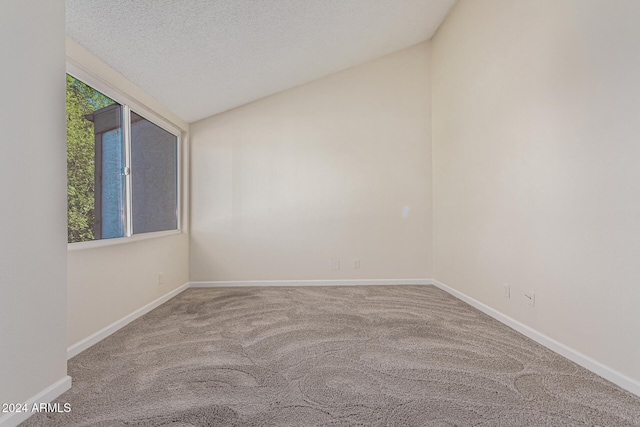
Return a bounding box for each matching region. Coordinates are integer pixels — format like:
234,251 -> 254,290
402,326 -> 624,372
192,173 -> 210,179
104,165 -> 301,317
524,291 -> 535,306
353,259 -> 360,269
331,259 -> 340,270
158,272 -> 164,285
502,283 -> 510,298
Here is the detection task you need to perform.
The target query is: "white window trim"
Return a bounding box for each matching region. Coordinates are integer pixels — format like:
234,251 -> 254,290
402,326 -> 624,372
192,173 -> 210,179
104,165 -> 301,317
68,229 -> 181,251
66,63 -> 185,250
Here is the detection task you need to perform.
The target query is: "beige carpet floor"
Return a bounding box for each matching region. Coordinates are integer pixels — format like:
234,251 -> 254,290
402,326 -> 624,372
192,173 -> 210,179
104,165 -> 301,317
22,285 -> 640,426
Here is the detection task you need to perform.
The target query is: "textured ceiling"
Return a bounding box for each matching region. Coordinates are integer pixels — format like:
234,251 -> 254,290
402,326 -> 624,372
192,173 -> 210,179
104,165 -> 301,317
66,0 -> 456,123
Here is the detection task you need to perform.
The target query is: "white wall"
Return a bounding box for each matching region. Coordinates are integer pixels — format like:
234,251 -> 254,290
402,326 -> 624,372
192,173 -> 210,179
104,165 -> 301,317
190,43 -> 432,281
67,237 -> 189,346
66,39 -> 190,347
0,0 -> 69,412
432,0 -> 640,386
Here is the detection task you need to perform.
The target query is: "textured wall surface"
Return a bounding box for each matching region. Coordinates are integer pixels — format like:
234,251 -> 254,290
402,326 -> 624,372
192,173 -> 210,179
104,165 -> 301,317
0,0 -> 68,407
190,43 -> 432,282
432,0 -> 640,386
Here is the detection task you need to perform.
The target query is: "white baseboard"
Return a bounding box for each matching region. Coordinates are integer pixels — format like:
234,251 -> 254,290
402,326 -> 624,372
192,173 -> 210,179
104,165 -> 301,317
190,279 -> 433,288
432,279 -> 640,398
67,283 -> 190,359
0,376 -> 72,427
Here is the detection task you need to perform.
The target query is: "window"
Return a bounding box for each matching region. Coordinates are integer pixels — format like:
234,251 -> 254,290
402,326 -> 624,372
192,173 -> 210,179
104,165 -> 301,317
66,74 -> 179,244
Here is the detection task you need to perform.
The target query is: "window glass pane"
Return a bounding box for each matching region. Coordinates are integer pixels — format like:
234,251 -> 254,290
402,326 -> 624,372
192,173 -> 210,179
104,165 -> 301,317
100,123 -> 125,239
66,75 -> 125,243
131,112 -> 178,234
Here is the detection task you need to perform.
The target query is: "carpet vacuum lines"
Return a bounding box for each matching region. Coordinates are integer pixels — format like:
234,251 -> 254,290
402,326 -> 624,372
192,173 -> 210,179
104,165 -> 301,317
21,285 -> 640,426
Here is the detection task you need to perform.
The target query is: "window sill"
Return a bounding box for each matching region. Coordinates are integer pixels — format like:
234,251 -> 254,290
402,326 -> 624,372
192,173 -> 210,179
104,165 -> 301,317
67,229 -> 182,251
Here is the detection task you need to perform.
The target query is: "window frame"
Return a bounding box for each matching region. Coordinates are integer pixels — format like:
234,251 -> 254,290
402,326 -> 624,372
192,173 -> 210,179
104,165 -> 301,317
66,64 -> 183,250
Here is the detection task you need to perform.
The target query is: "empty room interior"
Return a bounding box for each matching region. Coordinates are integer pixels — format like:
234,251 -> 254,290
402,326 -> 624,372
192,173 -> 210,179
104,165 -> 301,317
3,0 -> 640,425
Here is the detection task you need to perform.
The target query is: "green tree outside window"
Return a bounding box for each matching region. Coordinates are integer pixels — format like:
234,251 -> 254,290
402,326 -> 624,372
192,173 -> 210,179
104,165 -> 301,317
66,74 -> 115,243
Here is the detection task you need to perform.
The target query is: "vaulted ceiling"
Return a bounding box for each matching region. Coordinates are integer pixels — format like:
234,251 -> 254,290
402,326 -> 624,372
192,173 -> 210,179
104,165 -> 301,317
66,0 -> 456,123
